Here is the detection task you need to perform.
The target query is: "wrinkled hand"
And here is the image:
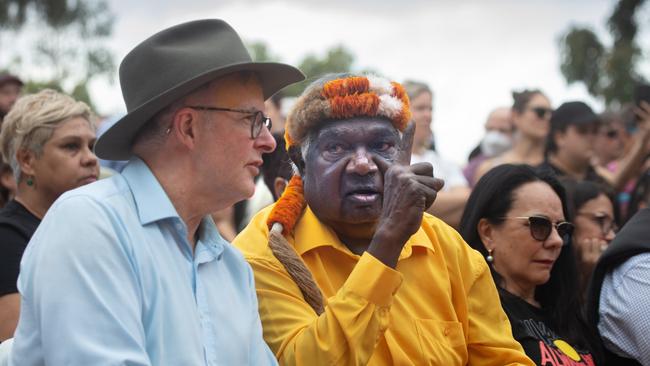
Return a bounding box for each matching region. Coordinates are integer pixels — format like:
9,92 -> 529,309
368,122 -> 444,267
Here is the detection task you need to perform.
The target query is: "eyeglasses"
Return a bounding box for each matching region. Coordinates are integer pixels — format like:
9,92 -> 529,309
604,129 -> 620,139
576,212 -> 618,235
501,216 -> 574,244
185,105 -> 272,139
528,106 -> 553,120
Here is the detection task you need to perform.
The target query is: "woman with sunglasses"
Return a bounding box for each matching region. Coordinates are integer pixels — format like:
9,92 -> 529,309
460,164 -> 602,365
474,89 -> 552,185
562,179 -> 618,298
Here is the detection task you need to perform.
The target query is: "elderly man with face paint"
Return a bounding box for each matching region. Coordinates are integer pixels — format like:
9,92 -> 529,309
233,75 -> 534,365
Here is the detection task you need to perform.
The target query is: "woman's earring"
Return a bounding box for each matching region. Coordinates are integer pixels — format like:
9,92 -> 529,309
26,176 -> 34,187
486,249 -> 494,263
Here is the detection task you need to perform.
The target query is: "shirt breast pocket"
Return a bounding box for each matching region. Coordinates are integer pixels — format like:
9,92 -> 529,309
414,319 -> 466,365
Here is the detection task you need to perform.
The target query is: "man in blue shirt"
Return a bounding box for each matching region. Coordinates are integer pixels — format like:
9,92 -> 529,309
9,19 -> 304,365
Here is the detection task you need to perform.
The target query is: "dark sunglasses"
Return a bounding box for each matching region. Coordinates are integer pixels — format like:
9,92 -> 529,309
528,107 -> 553,120
502,216 -> 574,244
605,129 -> 620,139
185,105 -> 272,139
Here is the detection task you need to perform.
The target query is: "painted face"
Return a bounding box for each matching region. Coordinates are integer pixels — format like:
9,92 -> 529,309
29,117 -> 99,201
573,193 -> 616,247
410,91 -> 433,151
488,181 -> 566,293
512,93 -> 552,140
302,118 -> 400,236
188,73 -> 275,206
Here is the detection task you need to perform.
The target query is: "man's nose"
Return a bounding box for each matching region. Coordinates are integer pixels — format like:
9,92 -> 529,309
254,124 -> 276,153
346,148 -> 377,176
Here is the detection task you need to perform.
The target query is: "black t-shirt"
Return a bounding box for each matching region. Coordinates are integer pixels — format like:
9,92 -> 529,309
0,200 -> 40,296
499,288 -> 596,366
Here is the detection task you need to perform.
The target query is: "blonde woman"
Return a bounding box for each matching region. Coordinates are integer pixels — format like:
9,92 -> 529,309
0,89 -> 98,341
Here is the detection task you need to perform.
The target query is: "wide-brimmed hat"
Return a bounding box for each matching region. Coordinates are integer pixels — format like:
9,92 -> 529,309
95,19 -> 305,160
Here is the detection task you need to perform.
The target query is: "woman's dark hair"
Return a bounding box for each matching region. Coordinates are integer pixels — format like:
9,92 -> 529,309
512,89 -> 544,113
561,178 -> 620,226
459,164 -> 602,360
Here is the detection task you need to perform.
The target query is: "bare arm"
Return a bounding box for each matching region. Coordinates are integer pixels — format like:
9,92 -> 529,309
0,293 -> 19,341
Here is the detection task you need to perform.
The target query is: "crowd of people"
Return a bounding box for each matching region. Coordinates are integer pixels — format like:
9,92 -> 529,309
1,18 -> 650,366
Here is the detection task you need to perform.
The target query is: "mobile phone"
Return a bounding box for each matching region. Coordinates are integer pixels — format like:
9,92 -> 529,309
634,83 -> 650,107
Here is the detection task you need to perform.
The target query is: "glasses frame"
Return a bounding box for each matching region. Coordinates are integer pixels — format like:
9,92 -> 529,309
528,106 -> 553,120
500,215 -> 574,245
185,105 -> 272,139
576,212 -> 618,236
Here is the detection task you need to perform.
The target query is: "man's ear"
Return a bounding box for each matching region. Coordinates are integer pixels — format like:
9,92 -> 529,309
273,177 -> 288,201
170,108 -> 199,149
477,218 -> 495,252
16,148 -> 36,178
554,129 -> 567,151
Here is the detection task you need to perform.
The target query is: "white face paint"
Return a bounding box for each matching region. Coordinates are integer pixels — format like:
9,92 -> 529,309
481,130 -> 513,157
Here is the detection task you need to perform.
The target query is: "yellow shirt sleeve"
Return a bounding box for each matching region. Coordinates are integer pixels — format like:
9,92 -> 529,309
465,253 -> 536,366
247,250 -> 402,366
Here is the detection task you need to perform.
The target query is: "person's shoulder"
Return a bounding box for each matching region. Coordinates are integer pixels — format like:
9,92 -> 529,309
58,174 -> 128,204
420,213 -> 485,271
232,205 -> 274,259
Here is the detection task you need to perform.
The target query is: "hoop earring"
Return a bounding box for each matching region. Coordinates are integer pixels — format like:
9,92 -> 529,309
26,176 -> 34,187
486,249 -> 494,263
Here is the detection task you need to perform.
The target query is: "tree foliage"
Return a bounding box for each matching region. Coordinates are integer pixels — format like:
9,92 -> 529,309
248,41 -> 362,97
0,0 -> 115,109
559,0 -> 646,107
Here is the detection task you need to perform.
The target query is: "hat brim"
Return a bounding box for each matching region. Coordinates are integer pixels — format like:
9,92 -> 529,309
95,61 -> 304,160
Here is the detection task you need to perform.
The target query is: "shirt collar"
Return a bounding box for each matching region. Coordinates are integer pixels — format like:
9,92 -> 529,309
293,205 -> 435,259
121,157 -> 180,225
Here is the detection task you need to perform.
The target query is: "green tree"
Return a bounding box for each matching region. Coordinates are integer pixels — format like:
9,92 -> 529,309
284,45 -> 356,96
559,0 -> 646,107
0,0 -> 115,109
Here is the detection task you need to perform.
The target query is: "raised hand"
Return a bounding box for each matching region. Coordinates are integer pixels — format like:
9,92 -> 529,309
367,122 -> 444,268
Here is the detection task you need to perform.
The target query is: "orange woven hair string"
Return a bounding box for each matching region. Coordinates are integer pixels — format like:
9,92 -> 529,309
267,175 -> 306,235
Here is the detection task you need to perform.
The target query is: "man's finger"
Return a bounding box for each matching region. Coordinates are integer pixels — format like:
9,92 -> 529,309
396,121 -> 415,166
410,162 -> 433,177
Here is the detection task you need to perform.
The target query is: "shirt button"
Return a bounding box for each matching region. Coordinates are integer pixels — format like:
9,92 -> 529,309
443,327 -> 450,336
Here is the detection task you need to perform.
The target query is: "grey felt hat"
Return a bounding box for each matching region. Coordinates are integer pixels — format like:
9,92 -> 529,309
95,19 -> 305,160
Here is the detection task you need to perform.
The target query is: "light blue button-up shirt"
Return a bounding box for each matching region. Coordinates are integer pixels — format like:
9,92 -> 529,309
598,252 -> 650,364
10,158 -> 277,365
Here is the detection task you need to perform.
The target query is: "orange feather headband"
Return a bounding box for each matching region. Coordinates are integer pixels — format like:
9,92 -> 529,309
268,76 -> 411,234
283,75 -> 411,148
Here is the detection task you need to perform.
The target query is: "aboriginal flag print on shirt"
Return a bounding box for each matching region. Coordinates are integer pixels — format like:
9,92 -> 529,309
498,288 -> 595,366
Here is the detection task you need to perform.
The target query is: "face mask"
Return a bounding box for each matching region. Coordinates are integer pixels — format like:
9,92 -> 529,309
480,130 -> 512,157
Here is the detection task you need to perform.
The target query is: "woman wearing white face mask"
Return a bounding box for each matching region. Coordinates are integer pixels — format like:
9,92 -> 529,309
464,107 -> 514,187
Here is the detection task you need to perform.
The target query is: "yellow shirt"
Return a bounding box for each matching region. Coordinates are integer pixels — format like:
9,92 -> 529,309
234,206 -> 534,366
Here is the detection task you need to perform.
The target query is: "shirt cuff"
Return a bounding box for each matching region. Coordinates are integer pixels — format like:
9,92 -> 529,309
343,252 -> 403,307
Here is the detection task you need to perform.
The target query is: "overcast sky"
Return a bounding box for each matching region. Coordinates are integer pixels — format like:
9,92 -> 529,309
88,0 -> 648,163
